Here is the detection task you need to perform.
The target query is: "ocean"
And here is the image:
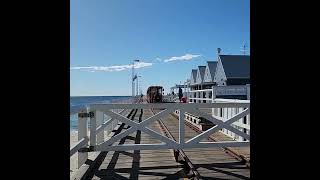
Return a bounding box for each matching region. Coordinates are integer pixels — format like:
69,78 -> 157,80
70,96 -> 131,131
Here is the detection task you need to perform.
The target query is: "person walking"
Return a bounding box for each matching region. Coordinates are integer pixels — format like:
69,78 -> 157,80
178,87 -> 183,102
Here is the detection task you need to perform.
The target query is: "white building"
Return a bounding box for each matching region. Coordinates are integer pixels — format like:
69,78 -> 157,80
186,49 -> 250,141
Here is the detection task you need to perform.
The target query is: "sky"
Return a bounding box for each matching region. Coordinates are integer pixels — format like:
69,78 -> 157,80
70,0 -> 250,96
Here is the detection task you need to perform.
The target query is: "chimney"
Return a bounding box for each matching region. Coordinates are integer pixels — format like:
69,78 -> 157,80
217,48 -> 221,55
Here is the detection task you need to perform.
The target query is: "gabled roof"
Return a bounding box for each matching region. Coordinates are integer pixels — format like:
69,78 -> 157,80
204,61 -> 218,82
190,69 -> 197,85
219,55 -> 250,78
196,66 -> 206,84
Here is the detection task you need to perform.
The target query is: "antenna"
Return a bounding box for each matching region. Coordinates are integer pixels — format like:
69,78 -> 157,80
240,42 -> 247,55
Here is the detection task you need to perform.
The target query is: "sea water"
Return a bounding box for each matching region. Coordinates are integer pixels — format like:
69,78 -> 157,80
70,96 -> 130,131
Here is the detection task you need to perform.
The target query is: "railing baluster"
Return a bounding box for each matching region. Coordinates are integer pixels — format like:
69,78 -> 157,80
77,108 -> 88,168
96,110 -> 104,144
90,110 -> 96,148
179,109 -> 185,147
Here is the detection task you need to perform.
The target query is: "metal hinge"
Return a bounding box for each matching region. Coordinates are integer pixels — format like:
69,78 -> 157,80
78,112 -> 94,118
78,146 -> 94,152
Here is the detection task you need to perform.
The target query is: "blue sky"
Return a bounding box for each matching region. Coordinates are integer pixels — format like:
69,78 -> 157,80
70,0 -> 250,96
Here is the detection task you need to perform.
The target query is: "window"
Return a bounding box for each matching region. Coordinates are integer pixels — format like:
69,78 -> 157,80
243,116 -> 247,124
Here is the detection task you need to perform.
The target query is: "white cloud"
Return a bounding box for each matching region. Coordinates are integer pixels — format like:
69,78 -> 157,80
164,53 -> 201,62
156,58 -> 162,61
70,61 -> 153,72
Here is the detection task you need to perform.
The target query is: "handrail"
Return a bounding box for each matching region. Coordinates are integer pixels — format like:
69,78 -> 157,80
70,136 -> 89,157
190,89 -> 212,92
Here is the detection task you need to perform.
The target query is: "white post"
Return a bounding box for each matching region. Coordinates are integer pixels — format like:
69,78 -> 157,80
246,84 -> 250,100
132,62 -> 134,97
212,86 -> 216,100
136,76 -> 139,96
90,111 -> 96,147
96,110 -> 104,144
77,109 -> 88,168
179,109 -> 185,147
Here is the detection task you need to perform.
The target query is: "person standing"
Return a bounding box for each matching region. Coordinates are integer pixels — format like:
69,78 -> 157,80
178,87 -> 183,102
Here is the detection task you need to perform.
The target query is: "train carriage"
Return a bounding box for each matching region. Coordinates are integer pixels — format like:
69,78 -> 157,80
147,86 -> 164,103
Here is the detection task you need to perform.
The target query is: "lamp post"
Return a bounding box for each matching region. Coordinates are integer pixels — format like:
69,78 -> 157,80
132,60 -> 140,97
136,75 -> 141,96
185,79 -> 190,103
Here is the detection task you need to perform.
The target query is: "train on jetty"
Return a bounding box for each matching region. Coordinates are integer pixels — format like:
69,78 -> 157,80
146,86 -> 164,103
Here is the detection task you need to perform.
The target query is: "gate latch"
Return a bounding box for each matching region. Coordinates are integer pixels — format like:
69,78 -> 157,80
78,112 -> 94,118
78,146 -> 94,152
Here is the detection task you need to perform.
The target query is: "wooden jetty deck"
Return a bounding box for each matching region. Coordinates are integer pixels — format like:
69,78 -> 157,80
153,109 -> 250,180
72,108 -> 250,180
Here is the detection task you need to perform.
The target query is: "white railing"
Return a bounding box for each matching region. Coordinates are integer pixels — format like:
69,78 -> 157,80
163,94 -> 179,102
184,98 -> 250,141
70,101 -> 250,168
189,85 -> 250,103
70,106 -> 125,168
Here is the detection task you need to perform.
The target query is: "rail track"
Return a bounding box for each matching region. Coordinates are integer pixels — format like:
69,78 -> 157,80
171,112 -> 250,168
150,108 -> 201,180
151,108 -> 250,179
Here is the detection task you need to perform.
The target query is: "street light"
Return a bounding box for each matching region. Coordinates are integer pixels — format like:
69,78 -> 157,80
136,75 -> 141,96
132,60 -> 140,97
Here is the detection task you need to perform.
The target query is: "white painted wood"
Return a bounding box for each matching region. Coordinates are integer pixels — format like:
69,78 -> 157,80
200,91 -> 203,103
212,86 -> 216,99
96,117 -> 113,135
71,99 -> 250,152
215,85 -> 247,96
203,65 -> 212,83
95,141 -> 249,151
96,110 -> 104,144
190,89 -> 212,92
186,108 -> 250,145
96,108 -> 178,149
185,108 -> 250,141
70,137 -> 89,157
213,55 -> 227,86
179,108 -> 185,144
185,141 -> 250,149
77,108 -> 88,168
91,103 -> 250,111
189,98 -> 212,101
247,84 -> 250,99
89,111 -> 96,147
196,69 -> 202,84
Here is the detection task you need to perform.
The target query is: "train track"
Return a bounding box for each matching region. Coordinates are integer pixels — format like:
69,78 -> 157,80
150,108 -> 201,180
171,112 -> 250,168
150,108 -> 250,179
